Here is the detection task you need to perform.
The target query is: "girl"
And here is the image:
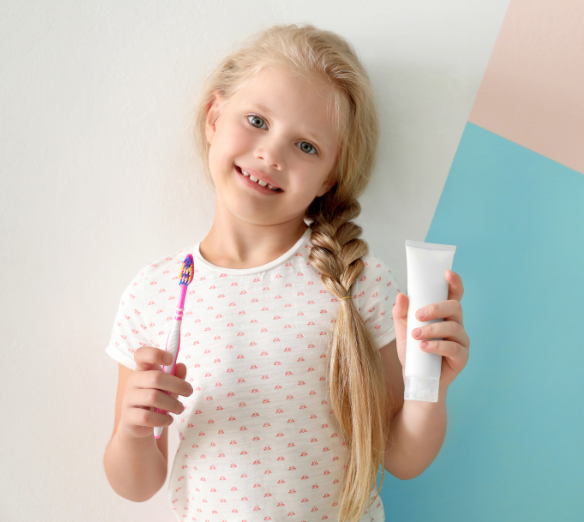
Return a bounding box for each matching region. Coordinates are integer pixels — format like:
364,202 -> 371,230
104,23 -> 470,522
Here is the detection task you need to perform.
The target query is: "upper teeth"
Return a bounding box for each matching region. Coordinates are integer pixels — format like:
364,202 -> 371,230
241,170 -> 278,191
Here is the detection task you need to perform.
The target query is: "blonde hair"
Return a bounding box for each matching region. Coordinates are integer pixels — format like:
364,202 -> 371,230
191,23 -> 392,522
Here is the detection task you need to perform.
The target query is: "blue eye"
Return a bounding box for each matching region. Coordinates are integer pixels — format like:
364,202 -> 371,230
298,141 -> 317,155
248,114 -> 267,129
246,114 -> 318,155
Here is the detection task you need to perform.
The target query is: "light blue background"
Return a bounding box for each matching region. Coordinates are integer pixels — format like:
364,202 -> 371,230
377,122 -> 584,520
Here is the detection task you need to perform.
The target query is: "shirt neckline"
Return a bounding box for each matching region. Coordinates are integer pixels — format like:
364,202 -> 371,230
193,225 -> 312,275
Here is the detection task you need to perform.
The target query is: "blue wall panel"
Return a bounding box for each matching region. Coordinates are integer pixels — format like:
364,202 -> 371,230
378,122 -> 584,521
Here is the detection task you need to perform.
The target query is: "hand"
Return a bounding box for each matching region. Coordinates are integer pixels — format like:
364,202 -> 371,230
392,269 -> 470,390
118,346 -> 193,442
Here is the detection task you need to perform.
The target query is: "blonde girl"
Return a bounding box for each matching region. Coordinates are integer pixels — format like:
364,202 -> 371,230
105,23 -> 409,522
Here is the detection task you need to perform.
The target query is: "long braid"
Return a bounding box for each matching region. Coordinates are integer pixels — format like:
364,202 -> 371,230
307,199 -> 390,521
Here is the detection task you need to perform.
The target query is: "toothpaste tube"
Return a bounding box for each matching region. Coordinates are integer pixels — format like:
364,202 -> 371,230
404,240 -> 457,402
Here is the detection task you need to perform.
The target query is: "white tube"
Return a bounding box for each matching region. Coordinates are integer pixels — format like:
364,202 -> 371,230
404,240 -> 457,402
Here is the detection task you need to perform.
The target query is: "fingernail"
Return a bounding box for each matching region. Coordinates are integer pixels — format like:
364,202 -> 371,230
412,328 -> 422,337
165,353 -> 173,364
417,309 -> 426,320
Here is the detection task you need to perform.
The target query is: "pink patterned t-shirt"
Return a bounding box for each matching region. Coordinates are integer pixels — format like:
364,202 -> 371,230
105,226 -> 400,521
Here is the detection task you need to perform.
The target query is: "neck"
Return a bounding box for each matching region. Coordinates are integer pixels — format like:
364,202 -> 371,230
199,212 -> 309,270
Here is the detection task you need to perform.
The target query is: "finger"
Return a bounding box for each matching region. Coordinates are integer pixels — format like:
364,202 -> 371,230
131,364 -> 192,407
147,367 -> 193,399
128,402 -> 175,428
392,293 -> 409,322
134,346 -> 172,371
132,387 -> 186,416
411,319 -> 466,344
169,363 -> 190,400
415,298 -> 463,324
420,339 -> 468,367
446,270 -> 464,302
174,362 -> 188,381
392,293 -> 409,347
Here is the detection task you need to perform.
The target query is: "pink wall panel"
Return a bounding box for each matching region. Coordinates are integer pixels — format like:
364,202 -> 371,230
469,0 -> 584,175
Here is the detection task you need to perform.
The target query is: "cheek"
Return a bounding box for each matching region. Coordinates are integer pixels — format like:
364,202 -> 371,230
289,173 -> 321,201
223,124 -> 254,155
209,129 -> 238,166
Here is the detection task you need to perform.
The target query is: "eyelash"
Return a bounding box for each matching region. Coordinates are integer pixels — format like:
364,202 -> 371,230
246,114 -> 319,155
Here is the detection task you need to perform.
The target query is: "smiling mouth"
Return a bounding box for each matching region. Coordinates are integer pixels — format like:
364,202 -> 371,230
235,165 -> 283,193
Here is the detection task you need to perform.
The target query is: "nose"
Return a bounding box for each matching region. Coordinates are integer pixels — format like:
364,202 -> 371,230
254,134 -> 285,170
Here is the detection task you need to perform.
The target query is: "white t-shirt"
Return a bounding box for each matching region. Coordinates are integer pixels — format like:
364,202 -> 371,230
105,225 -> 401,521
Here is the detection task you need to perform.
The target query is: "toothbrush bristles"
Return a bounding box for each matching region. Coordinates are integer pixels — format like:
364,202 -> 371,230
179,254 -> 194,286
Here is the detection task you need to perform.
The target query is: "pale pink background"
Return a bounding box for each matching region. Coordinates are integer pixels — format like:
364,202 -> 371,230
469,0 -> 584,175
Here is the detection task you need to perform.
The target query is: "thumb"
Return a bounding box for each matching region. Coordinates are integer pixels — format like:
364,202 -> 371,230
170,362 -> 188,401
392,293 -> 409,369
393,292 -> 409,329
174,362 -> 188,381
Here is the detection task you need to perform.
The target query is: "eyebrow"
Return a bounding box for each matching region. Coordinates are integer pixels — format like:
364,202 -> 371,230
248,103 -> 327,146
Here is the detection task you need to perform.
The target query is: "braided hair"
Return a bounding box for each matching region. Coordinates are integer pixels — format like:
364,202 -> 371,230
306,199 -> 390,519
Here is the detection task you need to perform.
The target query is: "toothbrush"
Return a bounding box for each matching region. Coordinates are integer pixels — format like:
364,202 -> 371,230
153,254 -> 194,439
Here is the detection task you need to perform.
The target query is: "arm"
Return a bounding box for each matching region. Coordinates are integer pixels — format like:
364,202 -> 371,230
380,339 -> 449,480
103,363 -> 168,502
104,429 -> 168,502
384,387 -> 448,481
381,271 -> 468,480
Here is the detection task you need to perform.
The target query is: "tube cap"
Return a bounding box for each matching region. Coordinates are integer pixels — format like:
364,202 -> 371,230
404,376 -> 440,402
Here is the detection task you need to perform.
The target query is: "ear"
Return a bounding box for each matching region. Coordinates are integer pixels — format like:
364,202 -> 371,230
205,91 -> 224,144
316,175 -> 337,198
316,157 -> 339,197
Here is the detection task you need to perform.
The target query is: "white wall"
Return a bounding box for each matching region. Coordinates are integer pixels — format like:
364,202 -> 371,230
0,1 -> 509,520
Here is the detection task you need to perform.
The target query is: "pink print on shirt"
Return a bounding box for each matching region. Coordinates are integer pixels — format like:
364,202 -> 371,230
106,227 -> 399,521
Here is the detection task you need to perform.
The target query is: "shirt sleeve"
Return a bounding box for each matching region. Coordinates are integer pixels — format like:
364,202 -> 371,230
353,252 -> 401,349
104,265 -> 153,371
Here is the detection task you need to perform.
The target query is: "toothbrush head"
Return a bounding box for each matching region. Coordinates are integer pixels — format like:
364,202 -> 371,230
179,254 -> 194,286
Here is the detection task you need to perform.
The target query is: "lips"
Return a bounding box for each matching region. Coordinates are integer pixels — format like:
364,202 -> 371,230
235,165 -> 284,196
235,165 -> 284,192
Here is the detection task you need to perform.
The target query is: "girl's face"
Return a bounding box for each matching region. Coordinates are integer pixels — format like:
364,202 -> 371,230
205,64 -> 340,226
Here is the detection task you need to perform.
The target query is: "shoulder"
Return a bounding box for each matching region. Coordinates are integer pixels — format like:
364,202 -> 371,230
361,250 -> 391,270
350,249 -> 401,348
356,250 -> 398,288
352,249 -> 401,311
139,245 -> 196,282
119,245 -> 196,303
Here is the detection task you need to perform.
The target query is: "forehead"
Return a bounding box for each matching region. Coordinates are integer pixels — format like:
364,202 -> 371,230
230,65 -> 339,146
